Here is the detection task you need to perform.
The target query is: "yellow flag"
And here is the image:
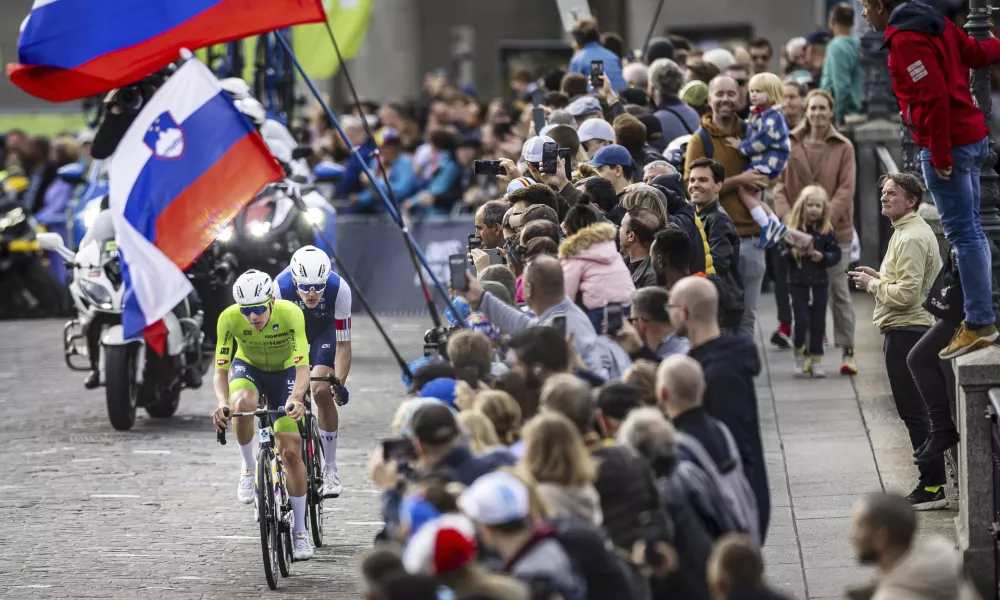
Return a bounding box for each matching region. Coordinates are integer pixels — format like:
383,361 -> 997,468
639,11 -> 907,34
294,0 -> 373,79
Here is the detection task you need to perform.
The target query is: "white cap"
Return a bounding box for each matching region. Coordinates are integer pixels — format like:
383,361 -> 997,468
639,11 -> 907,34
576,118 -> 615,143
520,135 -> 556,163
458,471 -> 530,525
402,514 -> 477,575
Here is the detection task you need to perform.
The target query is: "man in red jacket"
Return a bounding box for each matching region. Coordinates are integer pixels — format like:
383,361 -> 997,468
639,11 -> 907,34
862,0 -> 1000,357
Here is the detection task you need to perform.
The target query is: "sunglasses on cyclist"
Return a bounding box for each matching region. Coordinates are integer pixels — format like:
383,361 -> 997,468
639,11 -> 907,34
296,283 -> 326,294
239,302 -> 270,316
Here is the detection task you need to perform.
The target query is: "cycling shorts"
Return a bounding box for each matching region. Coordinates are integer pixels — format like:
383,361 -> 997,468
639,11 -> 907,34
308,325 -> 338,369
228,358 -> 302,434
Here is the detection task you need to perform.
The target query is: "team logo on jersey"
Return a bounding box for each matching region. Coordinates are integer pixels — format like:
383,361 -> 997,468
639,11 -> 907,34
243,330 -> 252,335
273,324 -> 280,332
217,359 -> 229,366
294,356 -> 304,364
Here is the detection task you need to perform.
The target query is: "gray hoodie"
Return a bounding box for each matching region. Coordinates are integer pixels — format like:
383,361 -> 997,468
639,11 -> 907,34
871,536 -> 979,600
536,483 -> 603,527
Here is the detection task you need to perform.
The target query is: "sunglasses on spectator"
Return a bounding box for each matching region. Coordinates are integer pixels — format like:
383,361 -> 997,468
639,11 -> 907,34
239,302 -> 270,317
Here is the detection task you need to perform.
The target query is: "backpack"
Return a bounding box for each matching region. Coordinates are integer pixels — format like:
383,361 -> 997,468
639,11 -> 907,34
696,121 -> 750,160
675,422 -> 760,545
662,105 -> 696,135
547,518 -> 643,600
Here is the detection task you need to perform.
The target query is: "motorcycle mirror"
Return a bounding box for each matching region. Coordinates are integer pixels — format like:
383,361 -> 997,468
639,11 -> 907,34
57,162 -> 86,185
37,232 -> 75,261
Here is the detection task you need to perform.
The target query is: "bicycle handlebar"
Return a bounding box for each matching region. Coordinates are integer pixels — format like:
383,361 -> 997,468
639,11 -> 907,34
215,407 -> 296,445
309,374 -> 342,386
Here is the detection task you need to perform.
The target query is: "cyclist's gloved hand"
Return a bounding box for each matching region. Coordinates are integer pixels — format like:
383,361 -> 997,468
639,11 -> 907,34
336,385 -> 350,406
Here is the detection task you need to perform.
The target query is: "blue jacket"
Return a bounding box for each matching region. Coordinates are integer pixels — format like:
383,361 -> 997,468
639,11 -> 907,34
356,153 -> 418,210
568,42 -> 627,93
738,105 -> 791,179
335,137 -> 376,198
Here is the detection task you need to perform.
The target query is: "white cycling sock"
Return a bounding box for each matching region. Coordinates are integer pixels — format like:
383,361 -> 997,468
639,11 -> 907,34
290,495 -> 307,534
750,205 -> 770,229
238,441 -> 255,470
318,428 -> 338,473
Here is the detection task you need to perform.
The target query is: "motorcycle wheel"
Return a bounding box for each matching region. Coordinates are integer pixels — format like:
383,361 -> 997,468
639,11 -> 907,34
105,344 -> 139,431
145,387 -> 180,419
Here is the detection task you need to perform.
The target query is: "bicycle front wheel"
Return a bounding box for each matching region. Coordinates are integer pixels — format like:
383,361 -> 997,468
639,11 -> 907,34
307,419 -> 324,547
257,451 -> 279,590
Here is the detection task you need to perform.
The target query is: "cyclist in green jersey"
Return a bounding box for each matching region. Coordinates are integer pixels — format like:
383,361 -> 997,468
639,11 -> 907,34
211,269 -> 314,560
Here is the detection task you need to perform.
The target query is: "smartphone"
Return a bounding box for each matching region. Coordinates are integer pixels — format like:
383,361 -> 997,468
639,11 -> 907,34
449,253 -> 469,292
605,303 -> 623,335
540,141 -> 558,175
468,234 -> 483,251
485,248 -> 503,265
551,315 -> 567,338
382,437 -> 416,462
530,87 -> 546,107
590,60 -> 605,90
558,147 -> 572,179
474,160 -> 505,176
531,106 -> 546,136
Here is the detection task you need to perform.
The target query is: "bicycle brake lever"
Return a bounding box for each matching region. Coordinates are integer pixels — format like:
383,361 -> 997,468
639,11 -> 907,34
217,407 -> 230,445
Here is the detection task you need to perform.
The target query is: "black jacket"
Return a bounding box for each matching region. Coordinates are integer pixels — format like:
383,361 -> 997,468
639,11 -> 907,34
650,173 -> 708,275
689,335 -> 771,542
784,226 -> 840,287
697,200 -> 745,329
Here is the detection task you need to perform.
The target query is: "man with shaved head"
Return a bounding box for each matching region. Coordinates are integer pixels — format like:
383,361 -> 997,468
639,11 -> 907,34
670,277 -> 770,542
458,255 -> 629,379
684,74 -> 768,338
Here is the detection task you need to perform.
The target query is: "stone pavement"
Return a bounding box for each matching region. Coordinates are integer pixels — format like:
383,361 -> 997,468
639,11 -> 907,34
755,290 -> 958,599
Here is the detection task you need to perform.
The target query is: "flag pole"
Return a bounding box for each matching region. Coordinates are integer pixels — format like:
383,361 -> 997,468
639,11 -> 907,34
319,22 -> 453,339
273,33 -> 465,330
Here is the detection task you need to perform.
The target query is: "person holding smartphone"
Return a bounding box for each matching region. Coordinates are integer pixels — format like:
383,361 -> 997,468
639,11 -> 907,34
568,19 -> 627,93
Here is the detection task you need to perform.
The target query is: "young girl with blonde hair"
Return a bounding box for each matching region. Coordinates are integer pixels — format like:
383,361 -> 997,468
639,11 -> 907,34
784,185 -> 842,378
726,71 -> 793,248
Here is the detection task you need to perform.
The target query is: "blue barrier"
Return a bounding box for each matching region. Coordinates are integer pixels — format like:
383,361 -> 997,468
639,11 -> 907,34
334,215 -> 473,315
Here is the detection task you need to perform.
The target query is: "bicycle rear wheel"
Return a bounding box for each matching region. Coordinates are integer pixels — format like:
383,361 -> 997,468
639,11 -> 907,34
257,451 -> 279,590
276,458 -> 292,577
306,418 -> 325,547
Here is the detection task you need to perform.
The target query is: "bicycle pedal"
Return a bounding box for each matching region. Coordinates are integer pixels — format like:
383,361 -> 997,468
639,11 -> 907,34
323,492 -> 340,499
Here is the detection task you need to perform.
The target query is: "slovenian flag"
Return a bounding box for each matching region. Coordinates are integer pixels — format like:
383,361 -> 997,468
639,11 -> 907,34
110,56 -> 284,353
8,0 -> 326,102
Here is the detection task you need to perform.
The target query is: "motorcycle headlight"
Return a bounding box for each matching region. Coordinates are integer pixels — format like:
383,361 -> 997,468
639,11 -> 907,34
249,221 -> 271,237
216,226 -> 235,243
304,207 -> 325,226
82,201 -> 101,230
0,207 -> 26,231
80,278 -> 113,309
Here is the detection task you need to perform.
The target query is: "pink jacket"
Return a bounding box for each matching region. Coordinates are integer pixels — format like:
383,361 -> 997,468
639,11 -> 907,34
559,222 -> 636,309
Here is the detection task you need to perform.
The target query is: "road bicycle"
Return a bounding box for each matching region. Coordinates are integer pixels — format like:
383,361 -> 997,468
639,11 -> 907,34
301,374 -> 345,548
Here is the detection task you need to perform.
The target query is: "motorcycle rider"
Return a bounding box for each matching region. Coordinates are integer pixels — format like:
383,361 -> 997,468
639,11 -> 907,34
212,269 -> 315,560
273,246 -> 352,497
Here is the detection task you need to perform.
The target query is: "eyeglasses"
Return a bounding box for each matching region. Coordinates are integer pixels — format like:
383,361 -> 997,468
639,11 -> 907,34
239,302 -> 270,316
296,283 -> 326,294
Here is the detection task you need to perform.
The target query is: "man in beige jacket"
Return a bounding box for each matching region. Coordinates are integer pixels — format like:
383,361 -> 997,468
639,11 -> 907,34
849,172 -> 944,510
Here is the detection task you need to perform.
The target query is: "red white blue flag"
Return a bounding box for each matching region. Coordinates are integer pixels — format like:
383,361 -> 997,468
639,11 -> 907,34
8,0 -> 325,102
111,57 -> 283,352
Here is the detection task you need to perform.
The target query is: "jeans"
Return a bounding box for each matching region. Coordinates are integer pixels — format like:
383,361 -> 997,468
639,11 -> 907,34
766,245 -> 791,326
826,243 -> 856,348
884,328 -> 946,487
906,320 -> 959,434
790,284 -> 828,355
920,138 -> 995,328
739,239 -> 767,336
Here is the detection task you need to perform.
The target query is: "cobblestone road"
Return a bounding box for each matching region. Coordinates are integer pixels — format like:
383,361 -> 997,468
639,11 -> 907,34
0,316 -> 428,599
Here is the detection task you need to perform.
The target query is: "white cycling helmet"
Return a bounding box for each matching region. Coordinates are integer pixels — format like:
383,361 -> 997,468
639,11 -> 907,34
220,77 -> 252,100
290,246 -> 331,286
232,269 -> 273,305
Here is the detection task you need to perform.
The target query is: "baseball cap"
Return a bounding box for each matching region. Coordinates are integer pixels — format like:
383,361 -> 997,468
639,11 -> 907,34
805,29 -> 832,45
587,144 -> 632,168
521,135 -> 556,163
681,80 -> 709,110
577,118 -> 615,143
411,402 -> 461,445
399,397 -> 456,437
375,126 -> 401,146
637,114 -> 663,142
419,377 -> 457,408
597,382 -> 643,421
506,177 -> 536,195
402,514 -> 477,575
620,88 -> 652,108
458,471 -> 530,525
565,95 -> 603,117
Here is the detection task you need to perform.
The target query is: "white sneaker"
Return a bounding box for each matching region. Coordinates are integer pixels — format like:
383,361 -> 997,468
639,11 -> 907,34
237,468 -> 255,504
323,470 -> 343,497
293,532 -> 313,560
